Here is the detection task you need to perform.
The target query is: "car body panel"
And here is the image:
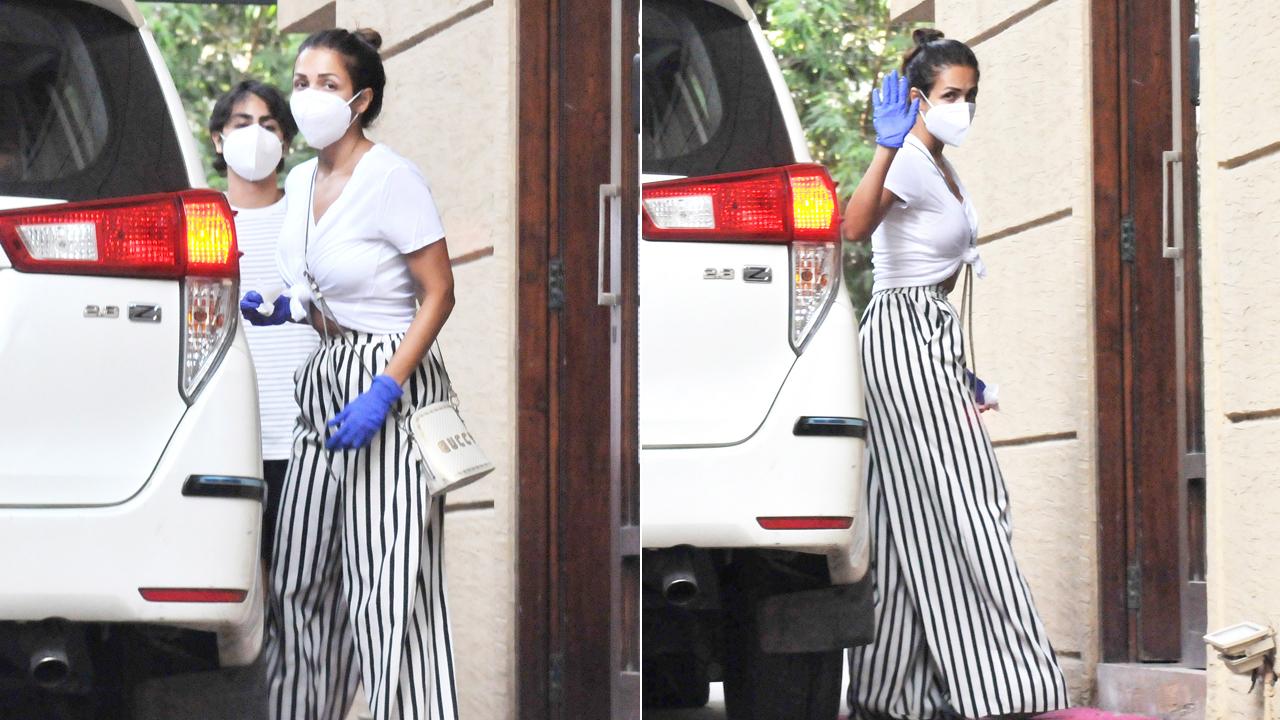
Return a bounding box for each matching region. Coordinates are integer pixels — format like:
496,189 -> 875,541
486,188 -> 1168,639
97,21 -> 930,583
0,273 -> 187,507
0,336 -> 261,628
641,296 -> 870,582
638,241 -> 796,447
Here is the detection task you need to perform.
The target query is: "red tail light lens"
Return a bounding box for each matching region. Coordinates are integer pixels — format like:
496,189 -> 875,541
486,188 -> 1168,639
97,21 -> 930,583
642,163 -> 839,243
139,588 -> 248,603
757,516 -> 854,531
0,190 -> 238,279
643,164 -> 841,351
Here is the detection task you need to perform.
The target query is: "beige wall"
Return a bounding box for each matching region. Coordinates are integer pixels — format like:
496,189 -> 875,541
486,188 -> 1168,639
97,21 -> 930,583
893,0 -> 1099,702
281,2 -> 520,718
1198,1 -> 1280,717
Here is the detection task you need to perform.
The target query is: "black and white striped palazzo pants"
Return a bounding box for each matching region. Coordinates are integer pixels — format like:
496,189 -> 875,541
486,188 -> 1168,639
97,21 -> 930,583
265,331 -> 459,720
848,286 -> 1068,720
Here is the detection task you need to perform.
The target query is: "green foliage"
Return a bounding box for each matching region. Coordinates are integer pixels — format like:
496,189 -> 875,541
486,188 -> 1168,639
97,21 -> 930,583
752,0 -> 915,315
139,3 -> 309,189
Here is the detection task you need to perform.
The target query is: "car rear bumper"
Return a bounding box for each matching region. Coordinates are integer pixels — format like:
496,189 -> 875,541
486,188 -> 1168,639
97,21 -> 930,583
641,298 -> 871,584
0,337 -> 263,630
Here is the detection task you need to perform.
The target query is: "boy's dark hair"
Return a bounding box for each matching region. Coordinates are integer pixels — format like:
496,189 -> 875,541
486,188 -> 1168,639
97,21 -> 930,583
207,80 -> 297,176
901,28 -> 981,96
297,28 -> 385,128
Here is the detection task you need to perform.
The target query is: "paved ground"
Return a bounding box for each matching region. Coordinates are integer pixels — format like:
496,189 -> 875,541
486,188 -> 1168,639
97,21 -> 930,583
647,656 -> 852,720
3,661 -> 376,720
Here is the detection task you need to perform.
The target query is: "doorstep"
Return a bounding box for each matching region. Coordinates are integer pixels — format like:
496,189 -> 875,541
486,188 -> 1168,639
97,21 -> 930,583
1095,663 -> 1205,720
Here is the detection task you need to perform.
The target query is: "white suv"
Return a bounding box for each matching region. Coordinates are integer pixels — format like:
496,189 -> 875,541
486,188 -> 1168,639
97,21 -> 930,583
640,0 -> 871,717
0,0 -> 263,713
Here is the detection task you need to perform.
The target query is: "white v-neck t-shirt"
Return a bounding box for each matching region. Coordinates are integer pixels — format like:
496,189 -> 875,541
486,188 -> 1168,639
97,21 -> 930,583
277,143 -> 446,334
871,133 -> 984,292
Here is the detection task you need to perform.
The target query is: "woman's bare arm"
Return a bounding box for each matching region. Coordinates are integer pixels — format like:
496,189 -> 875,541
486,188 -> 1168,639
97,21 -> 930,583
841,145 -> 901,243
382,239 -> 455,385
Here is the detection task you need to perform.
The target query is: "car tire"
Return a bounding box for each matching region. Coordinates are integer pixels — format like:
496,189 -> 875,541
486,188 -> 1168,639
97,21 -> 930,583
721,555 -> 843,720
643,652 -> 710,709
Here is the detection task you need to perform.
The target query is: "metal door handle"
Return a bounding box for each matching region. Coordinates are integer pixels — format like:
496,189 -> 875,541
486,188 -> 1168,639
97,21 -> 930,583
1162,150 -> 1184,259
598,183 -> 620,306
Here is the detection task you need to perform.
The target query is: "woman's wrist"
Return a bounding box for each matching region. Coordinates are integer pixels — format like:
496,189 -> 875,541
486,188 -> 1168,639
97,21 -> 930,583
381,364 -> 411,386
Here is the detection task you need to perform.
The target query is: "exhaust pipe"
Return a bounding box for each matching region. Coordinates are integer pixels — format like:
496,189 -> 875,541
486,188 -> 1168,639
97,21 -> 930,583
30,647 -> 71,688
661,547 -> 700,606
8,621 -> 88,692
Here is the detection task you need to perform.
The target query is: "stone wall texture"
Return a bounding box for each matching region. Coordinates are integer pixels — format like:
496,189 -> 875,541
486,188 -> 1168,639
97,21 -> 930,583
1198,0 -> 1280,717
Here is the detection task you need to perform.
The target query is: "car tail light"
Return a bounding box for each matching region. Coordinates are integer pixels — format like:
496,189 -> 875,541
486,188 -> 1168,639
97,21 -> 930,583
757,516 -> 854,530
0,190 -> 239,403
642,163 -> 840,351
139,588 -> 248,603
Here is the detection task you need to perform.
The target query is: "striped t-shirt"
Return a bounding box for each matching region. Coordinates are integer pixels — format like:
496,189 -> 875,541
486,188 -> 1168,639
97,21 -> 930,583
234,197 -> 319,460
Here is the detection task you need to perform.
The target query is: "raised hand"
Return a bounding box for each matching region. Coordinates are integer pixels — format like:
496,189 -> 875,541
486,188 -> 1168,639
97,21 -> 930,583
872,69 -> 920,149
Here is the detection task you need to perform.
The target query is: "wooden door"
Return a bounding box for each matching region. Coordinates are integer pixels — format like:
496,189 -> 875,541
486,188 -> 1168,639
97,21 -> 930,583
517,0 -> 640,717
1093,0 -> 1205,665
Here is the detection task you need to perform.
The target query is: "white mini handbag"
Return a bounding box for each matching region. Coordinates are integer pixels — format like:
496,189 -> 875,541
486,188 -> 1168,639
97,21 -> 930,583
407,388 -> 495,496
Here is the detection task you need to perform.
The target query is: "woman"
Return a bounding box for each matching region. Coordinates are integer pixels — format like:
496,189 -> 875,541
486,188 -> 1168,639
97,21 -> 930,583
841,29 -> 1068,720
208,79 -> 317,565
238,28 -> 459,720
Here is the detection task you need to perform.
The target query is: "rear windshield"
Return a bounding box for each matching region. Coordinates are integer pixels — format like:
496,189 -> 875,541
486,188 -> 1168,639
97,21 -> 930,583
0,0 -> 188,201
642,0 -> 794,177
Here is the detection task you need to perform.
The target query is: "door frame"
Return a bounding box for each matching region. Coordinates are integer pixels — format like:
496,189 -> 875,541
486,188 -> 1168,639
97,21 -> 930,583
516,0 -> 555,711
1091,0 -> 1130,664
1092,0 -> 1204,664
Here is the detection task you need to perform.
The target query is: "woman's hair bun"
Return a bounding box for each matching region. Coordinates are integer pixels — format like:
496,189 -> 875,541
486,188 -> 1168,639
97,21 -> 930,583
353,27 -> 383,51
900,27 -> 978,94
913,28 -> 946,46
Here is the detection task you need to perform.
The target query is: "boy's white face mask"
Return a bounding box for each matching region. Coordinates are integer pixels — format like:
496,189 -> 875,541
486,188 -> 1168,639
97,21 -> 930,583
221,124 -> 283,182
919,93 -> 976,147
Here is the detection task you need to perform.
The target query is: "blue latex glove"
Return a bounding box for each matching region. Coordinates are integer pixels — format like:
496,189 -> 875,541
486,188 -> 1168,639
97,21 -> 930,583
964,369 -> 999,410
965,369 -> 988,404
872,69 -> 920,149
239,291 -> 290,326
325,375 -> 404,450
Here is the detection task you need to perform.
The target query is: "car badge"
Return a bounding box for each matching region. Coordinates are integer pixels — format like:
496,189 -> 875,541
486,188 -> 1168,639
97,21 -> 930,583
128,304 -> 162,323
83,305 -> 119,319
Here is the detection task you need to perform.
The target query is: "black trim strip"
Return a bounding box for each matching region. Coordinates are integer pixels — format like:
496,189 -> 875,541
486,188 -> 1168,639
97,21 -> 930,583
182,475 -> 266,502
793,416 -> 868,438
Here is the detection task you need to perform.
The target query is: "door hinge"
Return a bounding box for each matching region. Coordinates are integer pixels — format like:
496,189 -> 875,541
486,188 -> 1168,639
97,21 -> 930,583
1120,215 -> 1136,264
548,257 -> 565,310
548,651 -> 565,704
1126,561 -> 1141,610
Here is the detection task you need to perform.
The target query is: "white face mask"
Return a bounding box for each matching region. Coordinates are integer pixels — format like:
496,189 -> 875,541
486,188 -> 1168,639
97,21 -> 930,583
919,94 -> 976,147
290,88 -> 365,150
220,124 -> 283,182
